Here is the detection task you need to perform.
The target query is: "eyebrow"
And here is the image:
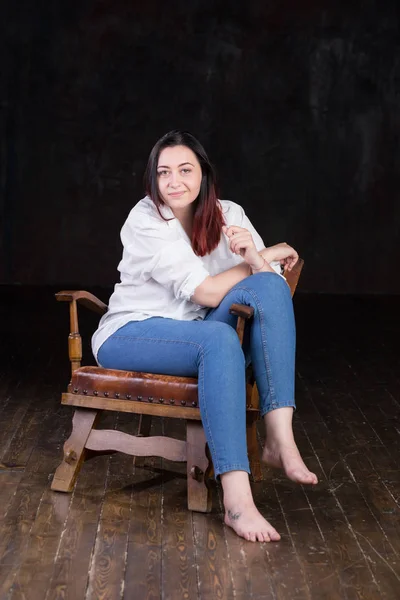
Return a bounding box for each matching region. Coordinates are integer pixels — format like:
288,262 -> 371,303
157,162 -> 194,169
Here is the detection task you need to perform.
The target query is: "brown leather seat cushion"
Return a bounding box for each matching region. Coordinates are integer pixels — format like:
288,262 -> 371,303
68,366 -> 199,407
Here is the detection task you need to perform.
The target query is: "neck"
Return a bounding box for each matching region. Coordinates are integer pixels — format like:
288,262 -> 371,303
172,206 -> 194,239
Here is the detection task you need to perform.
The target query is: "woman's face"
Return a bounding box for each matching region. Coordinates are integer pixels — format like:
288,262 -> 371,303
157,145 -> 202,214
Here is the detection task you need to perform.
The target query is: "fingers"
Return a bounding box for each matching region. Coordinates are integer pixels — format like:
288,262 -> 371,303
229,233 -> 254,255
279,251 -> 299,272
229,233 -> 250,248
224,229 -> 299,269
223,225 -> 247,238
286,254 -> 299,271
223,226 -> 255,255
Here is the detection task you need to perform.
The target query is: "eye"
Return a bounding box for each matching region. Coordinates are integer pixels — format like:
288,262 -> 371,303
181,168 -> 192,175
157,170 -> 169,177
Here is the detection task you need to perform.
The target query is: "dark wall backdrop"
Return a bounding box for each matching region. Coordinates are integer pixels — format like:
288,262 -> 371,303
1,0 -> 399,293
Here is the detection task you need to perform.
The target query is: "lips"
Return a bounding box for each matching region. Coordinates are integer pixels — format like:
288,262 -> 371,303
168,191 -> 185,198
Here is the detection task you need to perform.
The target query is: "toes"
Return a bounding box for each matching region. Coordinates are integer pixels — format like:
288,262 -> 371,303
291,468 -> 318,485
269,529 -> 281,542
260,528 -> 281,543
224,510 -> 281,544
304,471 -> 318,485
261,531 -> 270,543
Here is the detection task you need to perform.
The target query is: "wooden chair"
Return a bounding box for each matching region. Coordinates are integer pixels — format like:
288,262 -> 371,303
51,260 -> 304,512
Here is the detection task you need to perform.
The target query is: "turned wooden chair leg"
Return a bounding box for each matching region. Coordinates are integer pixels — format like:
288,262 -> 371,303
246,380 -> 263,482
247,417 -> 263,482
134,414 -> 153,468
186,421 -> 212,513
51,408 -> 99,492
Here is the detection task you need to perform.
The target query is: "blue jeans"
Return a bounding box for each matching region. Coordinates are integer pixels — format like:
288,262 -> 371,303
97,273 -> 296,476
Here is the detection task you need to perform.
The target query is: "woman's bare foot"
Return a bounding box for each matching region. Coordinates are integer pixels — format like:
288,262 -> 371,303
262,442 -> 318,485
220,471 -> 281,543
224,502 -> 281,542
263,407 -> 318,485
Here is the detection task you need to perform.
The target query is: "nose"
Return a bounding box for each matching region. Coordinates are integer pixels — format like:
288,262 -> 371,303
169,171 -> 180,187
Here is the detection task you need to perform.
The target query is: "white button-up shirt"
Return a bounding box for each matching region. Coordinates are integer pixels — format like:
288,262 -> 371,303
91,196 -> 268,359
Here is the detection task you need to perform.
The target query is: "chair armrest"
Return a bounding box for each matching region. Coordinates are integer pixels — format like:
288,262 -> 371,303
56,290 -> 108,316
56,290 -> 107,375
229,304 -> 254,345
229,304 -> 254,320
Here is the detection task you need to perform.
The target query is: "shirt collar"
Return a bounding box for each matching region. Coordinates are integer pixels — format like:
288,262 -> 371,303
143,195 -> 176,223
158,201 -> 175,221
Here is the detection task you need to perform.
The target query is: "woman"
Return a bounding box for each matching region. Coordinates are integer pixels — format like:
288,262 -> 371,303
92,130 -> 317,543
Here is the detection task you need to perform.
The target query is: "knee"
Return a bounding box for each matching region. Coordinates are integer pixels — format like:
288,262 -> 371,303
247,272 -> 291,299
201,322 -> 244,361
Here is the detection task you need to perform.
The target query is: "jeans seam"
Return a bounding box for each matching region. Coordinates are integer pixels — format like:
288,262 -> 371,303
111,334 -> 203,348
198,350 -> 220,474
261,400 -> 296,418
233,285 -> 277,413
214,463 -> 250,476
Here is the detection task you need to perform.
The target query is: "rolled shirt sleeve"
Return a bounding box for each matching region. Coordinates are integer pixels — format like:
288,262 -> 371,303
120,218 -> 210,302
151,238 -> 210,301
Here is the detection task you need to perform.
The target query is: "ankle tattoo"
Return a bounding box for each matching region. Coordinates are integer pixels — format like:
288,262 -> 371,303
228,510 -> 241,521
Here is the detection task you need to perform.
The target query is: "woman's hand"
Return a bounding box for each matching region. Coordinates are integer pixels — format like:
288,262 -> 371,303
261,243 -> 299,272
223,225 -> 266,271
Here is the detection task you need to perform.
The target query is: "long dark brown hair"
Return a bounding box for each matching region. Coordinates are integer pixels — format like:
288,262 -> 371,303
143,130 -> 224,256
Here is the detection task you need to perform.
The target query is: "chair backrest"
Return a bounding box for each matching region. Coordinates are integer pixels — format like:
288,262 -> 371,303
286,258 -> 304,297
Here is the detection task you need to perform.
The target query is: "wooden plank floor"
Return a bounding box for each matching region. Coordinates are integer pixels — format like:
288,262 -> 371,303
0,287 -> 399,600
